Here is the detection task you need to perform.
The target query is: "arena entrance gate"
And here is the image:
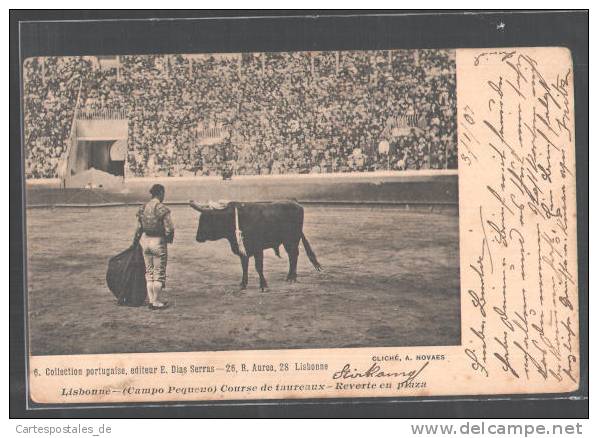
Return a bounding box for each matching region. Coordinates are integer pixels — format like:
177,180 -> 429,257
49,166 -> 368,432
63,109 -> 128,188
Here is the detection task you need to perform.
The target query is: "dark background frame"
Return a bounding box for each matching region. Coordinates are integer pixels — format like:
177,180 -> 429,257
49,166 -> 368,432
10,9 -> 588,418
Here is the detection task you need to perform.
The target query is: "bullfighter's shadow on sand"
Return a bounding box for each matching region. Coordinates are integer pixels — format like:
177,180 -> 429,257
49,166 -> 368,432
189,200 -> 322,292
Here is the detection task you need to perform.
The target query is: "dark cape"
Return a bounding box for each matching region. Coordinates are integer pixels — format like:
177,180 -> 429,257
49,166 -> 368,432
106,244 -> 147,306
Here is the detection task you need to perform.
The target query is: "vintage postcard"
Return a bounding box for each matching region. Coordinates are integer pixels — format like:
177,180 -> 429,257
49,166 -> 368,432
22,46 -> 579,405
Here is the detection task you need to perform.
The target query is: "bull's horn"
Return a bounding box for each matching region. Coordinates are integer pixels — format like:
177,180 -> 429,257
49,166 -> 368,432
189,200 -> 209,212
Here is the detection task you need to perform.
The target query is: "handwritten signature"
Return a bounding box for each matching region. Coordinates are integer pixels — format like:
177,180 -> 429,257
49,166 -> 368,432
332,361 -> 429,385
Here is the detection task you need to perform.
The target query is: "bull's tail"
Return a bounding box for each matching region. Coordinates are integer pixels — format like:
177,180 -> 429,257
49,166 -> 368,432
301,233 -> 322,272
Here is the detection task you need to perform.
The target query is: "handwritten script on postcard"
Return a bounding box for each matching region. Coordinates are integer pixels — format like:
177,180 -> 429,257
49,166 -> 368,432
458,47 -> 579,392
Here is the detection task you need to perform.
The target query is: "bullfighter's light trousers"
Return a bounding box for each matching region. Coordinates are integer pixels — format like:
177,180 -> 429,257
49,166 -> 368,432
140,235 -> 168,305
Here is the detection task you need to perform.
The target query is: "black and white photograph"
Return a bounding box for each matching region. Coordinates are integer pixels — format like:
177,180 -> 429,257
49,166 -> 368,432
24,48 -> 461,355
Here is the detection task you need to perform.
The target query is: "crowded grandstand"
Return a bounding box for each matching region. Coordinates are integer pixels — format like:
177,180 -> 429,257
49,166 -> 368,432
23,49 -> 457,179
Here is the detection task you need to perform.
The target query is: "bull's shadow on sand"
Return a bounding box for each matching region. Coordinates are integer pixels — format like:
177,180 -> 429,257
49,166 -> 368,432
26,205 -> 461,355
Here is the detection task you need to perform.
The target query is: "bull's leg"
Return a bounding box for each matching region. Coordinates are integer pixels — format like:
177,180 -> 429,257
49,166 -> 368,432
239,255 -> 249,290
284,242 -> 299,282
254,250 -> 268,292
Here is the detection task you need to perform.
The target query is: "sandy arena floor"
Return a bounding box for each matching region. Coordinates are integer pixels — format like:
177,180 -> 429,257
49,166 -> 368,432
26,205 -> 461,355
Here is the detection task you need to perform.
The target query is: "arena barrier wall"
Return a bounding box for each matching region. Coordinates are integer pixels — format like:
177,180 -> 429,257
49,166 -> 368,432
25,170 -> 458,209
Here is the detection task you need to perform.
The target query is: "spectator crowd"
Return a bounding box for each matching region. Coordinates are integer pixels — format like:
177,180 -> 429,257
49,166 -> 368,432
23,49 -> 457,179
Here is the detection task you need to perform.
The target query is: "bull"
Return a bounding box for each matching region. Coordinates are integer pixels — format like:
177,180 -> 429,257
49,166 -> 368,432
189,200 -> 322,291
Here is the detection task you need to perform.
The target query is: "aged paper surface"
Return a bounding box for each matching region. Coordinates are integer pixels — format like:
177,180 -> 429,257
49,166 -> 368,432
26,47 -> 578,404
